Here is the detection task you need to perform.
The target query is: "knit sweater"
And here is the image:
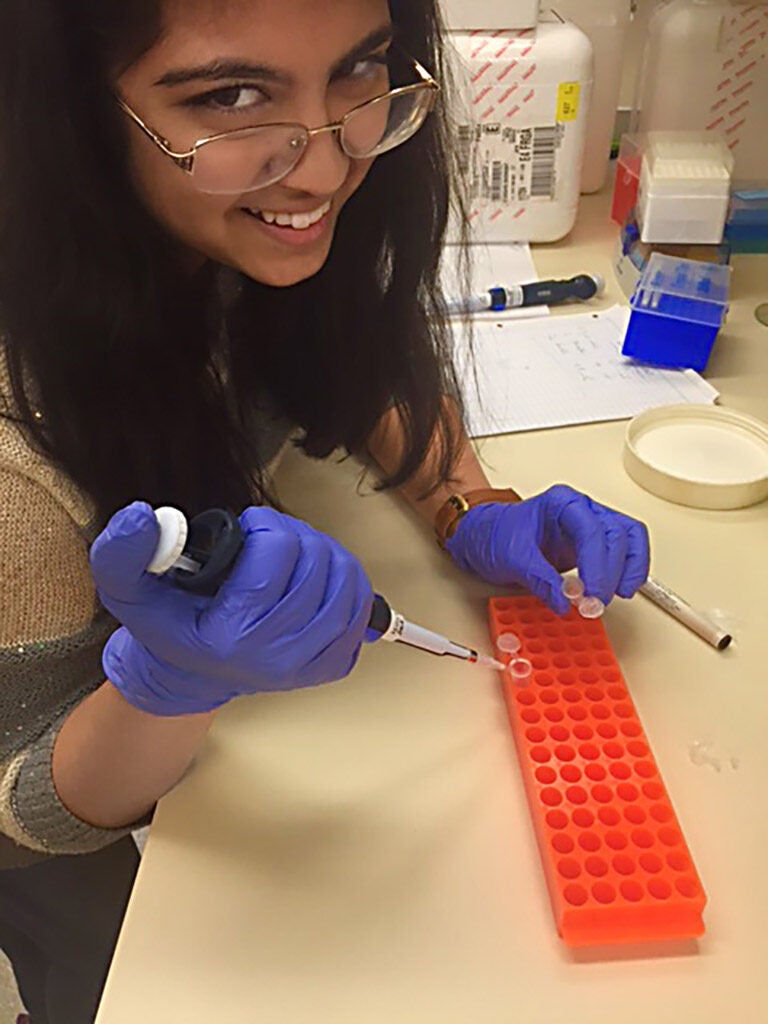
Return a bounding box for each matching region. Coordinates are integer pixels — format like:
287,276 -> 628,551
0,352 -> 291,869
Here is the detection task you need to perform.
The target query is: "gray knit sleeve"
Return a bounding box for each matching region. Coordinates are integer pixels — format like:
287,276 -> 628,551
0,615 -> 153,861
0,449 -> 154,863
6,708 -> 153,858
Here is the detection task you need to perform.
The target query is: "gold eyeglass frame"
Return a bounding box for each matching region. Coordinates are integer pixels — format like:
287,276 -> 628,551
117,56 -> 439,191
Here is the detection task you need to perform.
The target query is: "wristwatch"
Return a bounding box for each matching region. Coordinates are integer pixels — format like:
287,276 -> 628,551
434,487 -> 522,549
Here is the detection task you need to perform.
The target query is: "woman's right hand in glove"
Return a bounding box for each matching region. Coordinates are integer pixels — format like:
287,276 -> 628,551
89,502 -> 374,717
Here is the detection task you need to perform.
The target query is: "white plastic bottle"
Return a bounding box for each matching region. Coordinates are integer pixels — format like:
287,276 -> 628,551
552,0 -> 632,193
439,0 -> 540,29
633,0 -> 768,180
447,12 -> 594,243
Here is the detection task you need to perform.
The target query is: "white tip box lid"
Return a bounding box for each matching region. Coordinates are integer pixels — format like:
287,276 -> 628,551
439,0 -> 540,30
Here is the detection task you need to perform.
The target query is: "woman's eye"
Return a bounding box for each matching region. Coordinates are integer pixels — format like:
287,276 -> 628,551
341,56 -> 389,83
185,85 -> 267,111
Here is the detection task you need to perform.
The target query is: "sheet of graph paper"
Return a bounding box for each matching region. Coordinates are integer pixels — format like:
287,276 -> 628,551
453,305 -> 720,437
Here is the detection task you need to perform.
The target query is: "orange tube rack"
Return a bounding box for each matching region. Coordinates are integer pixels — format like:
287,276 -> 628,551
489,596 -> 706,947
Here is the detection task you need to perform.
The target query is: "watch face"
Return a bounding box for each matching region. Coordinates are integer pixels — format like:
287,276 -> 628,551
448,494 -> 470,514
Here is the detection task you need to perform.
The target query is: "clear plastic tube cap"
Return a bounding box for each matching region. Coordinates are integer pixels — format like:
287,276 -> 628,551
496,631 -> 522,655
507,657 -> 533,685
562,575 -> 585,602
147,506 -> 188,575
578,596 -> 605,620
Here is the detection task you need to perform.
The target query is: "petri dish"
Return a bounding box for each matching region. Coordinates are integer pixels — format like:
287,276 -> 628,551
624,404 -> 768,509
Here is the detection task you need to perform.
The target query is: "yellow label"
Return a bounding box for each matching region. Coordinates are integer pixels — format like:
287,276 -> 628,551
557,82 -> 581,123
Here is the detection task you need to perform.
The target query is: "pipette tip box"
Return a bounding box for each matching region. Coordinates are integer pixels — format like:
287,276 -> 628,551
621,253 -> 731,372
637,132 -> 734,245
725,187 -> 768,254
489,596 -> 706,947
611,134 -> 643,227
613,213 -> 730,301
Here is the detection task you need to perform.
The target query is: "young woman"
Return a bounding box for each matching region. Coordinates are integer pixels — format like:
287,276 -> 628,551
0,1 -> 649,1019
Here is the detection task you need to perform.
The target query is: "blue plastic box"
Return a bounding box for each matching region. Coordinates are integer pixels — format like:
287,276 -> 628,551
621,253 -> 731,372
724,188 -> 768,253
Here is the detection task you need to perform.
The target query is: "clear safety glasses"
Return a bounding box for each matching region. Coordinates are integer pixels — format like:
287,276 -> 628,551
118,56 -> 439,196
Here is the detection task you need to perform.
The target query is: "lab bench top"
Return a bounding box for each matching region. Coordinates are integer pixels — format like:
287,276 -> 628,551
96,188 -> 768,1024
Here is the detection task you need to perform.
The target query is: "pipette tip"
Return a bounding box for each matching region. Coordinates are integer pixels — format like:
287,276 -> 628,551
474,653 -> 506,671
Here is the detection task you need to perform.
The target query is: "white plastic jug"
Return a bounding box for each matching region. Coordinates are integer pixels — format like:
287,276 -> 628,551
634,0 -> 768,180
439,0 -> 540,29
447,12 -> 594,242
553,0 -> 632,192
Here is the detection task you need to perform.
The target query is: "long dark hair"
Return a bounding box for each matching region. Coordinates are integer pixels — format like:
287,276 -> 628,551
0,0 -> 467,527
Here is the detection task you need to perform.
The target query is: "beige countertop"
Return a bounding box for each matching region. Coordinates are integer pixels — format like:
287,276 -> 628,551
96,188 -> 768,1024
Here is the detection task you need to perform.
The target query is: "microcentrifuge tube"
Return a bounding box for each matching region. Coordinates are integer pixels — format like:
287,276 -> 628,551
688,740 -> 707,767
507,657 -> 532,685
496,632 -> 522,655
561,575 -> 584,602
561,574 -> 604,618
577,596 -> 605,620
688,739 -> 721,773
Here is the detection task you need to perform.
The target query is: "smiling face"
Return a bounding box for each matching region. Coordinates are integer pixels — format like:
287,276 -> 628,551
117,0 -> 392,286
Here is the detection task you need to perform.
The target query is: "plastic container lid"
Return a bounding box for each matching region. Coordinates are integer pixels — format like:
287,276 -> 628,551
630,253 -> 731,327
624,404 -> 768,509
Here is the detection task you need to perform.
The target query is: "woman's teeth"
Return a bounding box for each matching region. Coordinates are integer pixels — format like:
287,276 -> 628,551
252,200 -> 331,230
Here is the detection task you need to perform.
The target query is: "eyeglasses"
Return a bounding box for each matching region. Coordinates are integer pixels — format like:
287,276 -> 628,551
118,55 -> 439,196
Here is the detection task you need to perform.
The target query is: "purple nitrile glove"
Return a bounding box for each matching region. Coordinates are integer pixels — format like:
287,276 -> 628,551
445,484 -> 650,615
90,502 -> 374,716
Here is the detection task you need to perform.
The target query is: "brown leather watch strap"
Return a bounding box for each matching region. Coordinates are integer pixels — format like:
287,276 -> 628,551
434,487 -> 522,548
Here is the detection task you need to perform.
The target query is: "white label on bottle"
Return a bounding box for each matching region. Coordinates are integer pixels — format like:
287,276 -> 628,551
458,123 -> 562,205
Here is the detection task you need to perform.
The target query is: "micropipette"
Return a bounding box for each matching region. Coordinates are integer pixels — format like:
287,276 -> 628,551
366,593 -> 504,670
148,507 -> 504,672
443,273 -> 605,316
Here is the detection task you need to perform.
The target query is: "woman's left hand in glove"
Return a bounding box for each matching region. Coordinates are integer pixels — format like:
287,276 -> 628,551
445,484 -> 650,615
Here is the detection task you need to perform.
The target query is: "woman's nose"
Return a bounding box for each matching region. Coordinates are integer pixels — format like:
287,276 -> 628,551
280,122 -> 350,196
